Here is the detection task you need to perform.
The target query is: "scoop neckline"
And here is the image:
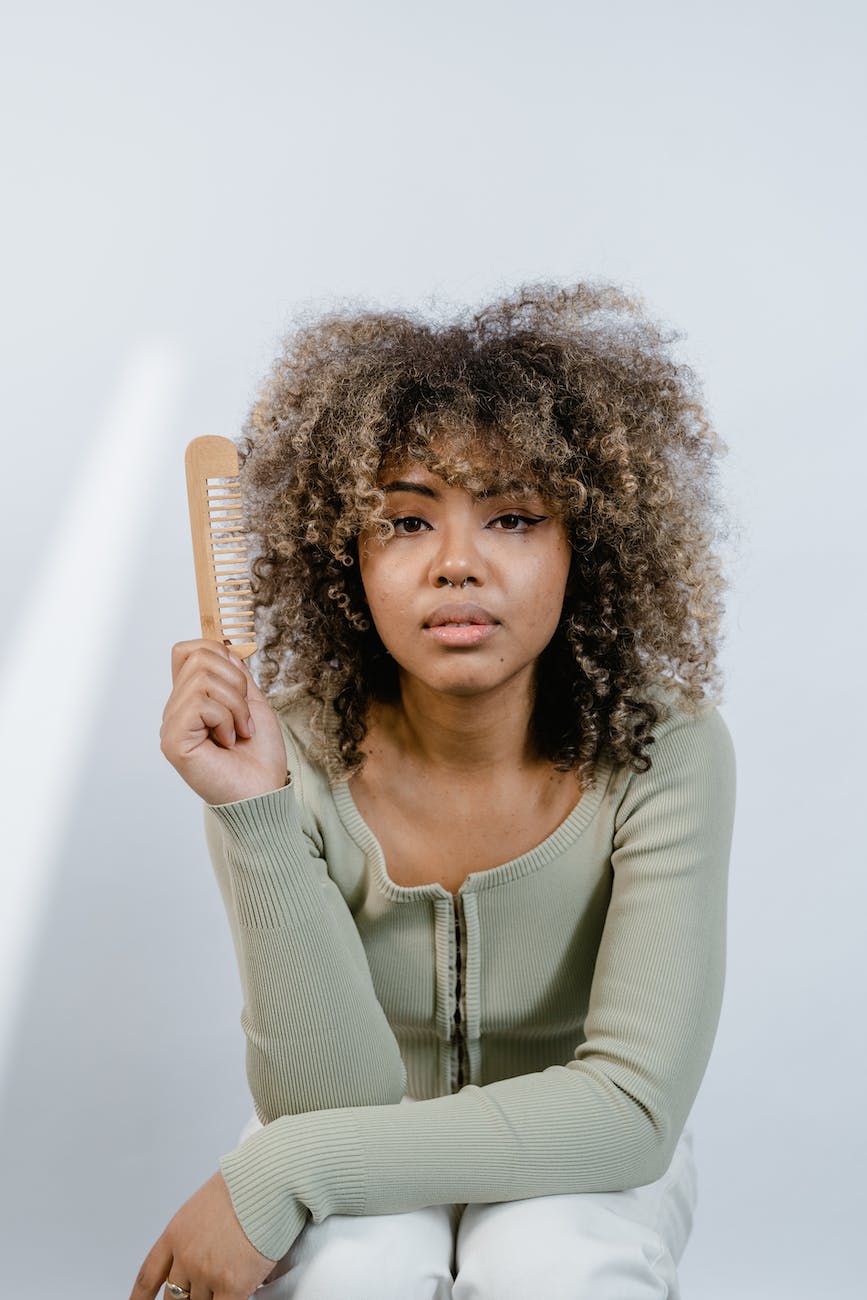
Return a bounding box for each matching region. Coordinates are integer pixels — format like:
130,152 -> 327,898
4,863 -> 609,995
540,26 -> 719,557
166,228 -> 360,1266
331,754 -> 615,903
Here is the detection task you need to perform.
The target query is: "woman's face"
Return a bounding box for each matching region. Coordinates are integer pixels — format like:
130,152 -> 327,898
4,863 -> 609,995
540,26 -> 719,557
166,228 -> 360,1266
357,452 -> 573,701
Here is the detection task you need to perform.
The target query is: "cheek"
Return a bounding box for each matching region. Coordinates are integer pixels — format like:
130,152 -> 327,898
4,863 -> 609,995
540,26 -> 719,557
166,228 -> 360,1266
523,546 -> 571,618
357,542 -> 384,605
358,554 -> 413,636
359,553 -> 395,610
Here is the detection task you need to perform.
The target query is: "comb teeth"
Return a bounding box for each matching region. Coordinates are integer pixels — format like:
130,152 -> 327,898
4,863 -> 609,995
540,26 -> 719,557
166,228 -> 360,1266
185,436 -> 258,659
207,480 -> 255,640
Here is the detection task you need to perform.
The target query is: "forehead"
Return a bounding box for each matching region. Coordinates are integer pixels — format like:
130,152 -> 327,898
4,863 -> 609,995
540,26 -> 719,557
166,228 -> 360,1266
379,470 -> 546,507
378,429 -> 543,499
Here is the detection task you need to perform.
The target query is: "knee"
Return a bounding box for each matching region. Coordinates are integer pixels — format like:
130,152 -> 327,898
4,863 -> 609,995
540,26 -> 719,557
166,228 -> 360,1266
270,1246 -> 447,1300
262,1206 -> 454,1300
454,1196 -> 673,1300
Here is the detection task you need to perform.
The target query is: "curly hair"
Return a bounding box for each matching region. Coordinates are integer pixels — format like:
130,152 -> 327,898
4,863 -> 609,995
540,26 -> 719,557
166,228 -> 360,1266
235,280 -> 732,787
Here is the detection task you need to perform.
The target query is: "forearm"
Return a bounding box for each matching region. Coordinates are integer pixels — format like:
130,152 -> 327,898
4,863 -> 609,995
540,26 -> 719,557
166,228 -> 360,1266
219,1063 -> 681,1263
204,784 -> 407,1119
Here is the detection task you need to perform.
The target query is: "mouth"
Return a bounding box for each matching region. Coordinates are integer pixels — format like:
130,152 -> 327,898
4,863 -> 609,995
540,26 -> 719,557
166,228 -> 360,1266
421,603 -> 500,648
424,622 -> 500,646
420,601 -> 501,648
423,601 -> 499,629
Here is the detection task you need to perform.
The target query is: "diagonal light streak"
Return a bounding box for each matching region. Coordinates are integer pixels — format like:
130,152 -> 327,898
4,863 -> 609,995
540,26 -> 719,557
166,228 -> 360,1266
0,342 -> 183,1083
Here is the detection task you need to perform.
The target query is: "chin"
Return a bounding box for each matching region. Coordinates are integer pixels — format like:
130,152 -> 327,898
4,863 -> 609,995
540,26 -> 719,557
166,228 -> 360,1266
423,668 -> 519,698
437,681 -> 494,697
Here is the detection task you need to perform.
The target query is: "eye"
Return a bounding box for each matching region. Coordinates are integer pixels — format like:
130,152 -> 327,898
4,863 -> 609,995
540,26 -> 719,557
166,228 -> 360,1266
489,513 -> 547,531
391,515 -> 431,535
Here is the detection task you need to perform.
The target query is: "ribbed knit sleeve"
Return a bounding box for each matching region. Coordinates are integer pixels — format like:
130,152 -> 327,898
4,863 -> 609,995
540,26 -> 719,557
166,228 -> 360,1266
204,782 -> 407,1121
213,704 -> 736,1262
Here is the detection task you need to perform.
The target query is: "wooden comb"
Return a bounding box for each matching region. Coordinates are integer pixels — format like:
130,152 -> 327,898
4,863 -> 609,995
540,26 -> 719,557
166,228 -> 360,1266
184,435 -> 257,660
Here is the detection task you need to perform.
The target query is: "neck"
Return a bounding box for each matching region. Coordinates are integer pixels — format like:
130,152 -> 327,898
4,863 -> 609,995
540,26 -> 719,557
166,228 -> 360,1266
381,669 -> 541,776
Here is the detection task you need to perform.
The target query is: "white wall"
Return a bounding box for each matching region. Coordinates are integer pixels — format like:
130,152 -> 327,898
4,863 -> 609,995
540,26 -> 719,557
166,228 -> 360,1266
1,2 -> 863,1296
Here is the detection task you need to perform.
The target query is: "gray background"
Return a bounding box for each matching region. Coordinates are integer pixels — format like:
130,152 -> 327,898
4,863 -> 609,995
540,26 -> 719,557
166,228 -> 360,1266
1,2 -> 864,1296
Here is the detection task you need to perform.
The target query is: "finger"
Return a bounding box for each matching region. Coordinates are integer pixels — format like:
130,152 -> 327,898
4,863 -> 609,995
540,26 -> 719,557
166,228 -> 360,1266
171,639 -> 218,686
221,642 -> 268,704
170,640 -> 266,720
182,668 -> 256,742
163,1275 -> 194,1300
163,659 -> 256,744
161,688 -> 240,754
170,639 -> 247,690
129,1239 -> 172,1300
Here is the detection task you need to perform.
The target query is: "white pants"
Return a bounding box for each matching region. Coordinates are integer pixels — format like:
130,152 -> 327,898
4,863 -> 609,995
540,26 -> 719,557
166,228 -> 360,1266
241,1096 -> 698,1300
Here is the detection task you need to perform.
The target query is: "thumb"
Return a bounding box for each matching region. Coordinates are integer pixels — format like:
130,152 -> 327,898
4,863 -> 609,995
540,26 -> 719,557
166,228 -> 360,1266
223,641 -> 267,703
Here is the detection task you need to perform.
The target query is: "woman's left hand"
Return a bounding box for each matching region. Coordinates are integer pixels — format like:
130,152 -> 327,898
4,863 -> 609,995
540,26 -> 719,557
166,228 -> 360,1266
129,1169 -> 279,1300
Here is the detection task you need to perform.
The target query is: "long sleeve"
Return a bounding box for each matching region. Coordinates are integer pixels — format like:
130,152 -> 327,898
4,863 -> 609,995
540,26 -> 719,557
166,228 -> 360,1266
204,782 -> 407,1119
216,702 -> 736,1261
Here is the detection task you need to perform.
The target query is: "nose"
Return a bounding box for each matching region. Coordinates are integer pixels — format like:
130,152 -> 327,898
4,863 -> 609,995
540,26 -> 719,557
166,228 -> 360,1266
429,520 -> 485,589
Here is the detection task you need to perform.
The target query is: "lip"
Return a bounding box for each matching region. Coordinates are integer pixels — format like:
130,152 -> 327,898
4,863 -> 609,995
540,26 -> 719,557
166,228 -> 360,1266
423,601 -> 499,629
425,623 -> 500,647
421,601 -> 500,649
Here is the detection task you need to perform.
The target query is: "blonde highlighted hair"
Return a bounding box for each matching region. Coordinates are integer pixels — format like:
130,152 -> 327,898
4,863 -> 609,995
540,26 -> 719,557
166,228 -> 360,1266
237,280 -> 732,786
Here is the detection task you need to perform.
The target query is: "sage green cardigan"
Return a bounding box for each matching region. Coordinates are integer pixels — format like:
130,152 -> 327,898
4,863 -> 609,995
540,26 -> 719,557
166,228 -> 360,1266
203,683 -> 736,1260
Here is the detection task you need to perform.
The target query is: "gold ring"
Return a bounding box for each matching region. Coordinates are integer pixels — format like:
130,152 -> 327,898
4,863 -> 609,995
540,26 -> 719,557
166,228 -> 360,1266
166,1284 -> 191,1299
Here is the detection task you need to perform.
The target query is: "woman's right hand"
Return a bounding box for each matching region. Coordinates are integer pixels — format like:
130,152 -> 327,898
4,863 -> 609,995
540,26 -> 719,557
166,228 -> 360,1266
160,639 -> 289,807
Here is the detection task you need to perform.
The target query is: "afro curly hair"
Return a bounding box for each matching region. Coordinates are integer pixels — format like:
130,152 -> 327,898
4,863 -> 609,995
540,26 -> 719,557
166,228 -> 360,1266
235,280 -> 732,788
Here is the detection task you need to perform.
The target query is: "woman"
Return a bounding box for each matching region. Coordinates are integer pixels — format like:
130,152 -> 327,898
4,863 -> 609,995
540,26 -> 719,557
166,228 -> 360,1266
135,281 -> 736,1300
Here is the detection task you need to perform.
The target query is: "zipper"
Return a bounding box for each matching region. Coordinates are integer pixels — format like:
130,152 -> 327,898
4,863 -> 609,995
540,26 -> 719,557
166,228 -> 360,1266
452,893 -> 465,1091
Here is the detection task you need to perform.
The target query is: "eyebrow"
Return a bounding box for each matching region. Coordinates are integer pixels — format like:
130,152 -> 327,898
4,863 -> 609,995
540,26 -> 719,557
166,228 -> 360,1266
381,479 -> 541,502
